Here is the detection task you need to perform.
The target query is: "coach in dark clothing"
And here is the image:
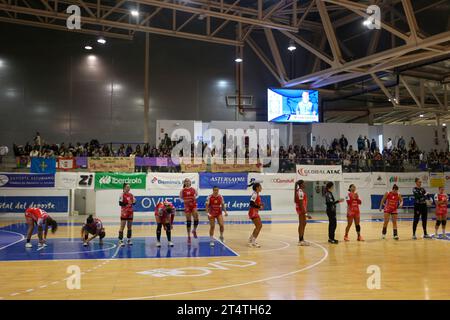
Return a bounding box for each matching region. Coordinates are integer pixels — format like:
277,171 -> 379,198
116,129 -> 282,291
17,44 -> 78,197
412,177 -> 431,239
325,182 -> 344,244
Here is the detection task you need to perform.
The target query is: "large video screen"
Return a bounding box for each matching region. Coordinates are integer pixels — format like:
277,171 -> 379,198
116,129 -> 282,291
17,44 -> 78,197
267,88 -> 319,123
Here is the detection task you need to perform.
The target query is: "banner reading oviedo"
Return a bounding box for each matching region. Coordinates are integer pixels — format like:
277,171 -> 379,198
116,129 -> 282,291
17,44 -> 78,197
296,165 -> 342,181
95,173 -> 146,190
88,157 -> 135,172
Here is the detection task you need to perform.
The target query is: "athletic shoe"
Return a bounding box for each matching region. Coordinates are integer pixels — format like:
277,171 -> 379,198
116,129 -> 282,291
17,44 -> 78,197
247,242 -> 254,248
252,242 -> 261,248
210,241 -> 215,247
298,241 -> 310,246
83,242 -> 88,247
381,235 -> 386,240
219,236 -> 224,243
119,240 -> 125,247
393,235 -> 399,240
442,234 -> 448,239
328,239 -> 339,244
25,243 -> 32,248
357,235 -> 364,241
344,235 -> 349,241
424,234 -> 432,239
43,242 -> 48,247
156,241 -> 161,247
192,230 -> 198,239
168,241 -> 174,247
38,243 -> 45,248
412,235 -> 417,240
127,239 -> 133,245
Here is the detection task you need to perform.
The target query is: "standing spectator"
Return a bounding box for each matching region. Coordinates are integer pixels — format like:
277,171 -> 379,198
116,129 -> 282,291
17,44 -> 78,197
386,138 -> 393,151
397,136 -> 406,150
357,135 -> 364,152
363,136 -> 370,151
339,134 -> 348,151
409,137 -> 417,151
370,138 -> 377,152
34,132 -> 42,150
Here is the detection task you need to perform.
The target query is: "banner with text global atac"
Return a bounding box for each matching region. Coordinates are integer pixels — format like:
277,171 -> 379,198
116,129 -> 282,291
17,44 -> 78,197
133,195 -> 271,212
296,165 -> 342,181
95,173 -> 146,190
0,173 -> 55,188
199,172 -> 248,190
0,196 -> 68,213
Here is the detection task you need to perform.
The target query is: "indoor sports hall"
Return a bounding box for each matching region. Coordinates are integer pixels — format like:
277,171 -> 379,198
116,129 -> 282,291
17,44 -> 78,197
0,0 -> 450,302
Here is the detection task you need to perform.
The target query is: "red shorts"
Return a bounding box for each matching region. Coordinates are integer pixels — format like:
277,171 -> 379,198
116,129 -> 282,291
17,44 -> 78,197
155,212 -> 172,222
248,210 -> 260,220
184,203 -> 197,214
436,212 -> 448,218
384,210 -> 398,215
25,214 -> 35,224
347,211 -> 360,218
296,206 -> 307,215
120,212 -> 134,221
208,211 -> 222,219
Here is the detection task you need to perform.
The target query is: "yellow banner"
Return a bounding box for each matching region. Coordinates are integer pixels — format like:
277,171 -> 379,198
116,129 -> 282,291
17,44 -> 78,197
180,163 -> 207,172
211,162 -> 262,173
88,157 -> 135,172
430,173 -> 445,188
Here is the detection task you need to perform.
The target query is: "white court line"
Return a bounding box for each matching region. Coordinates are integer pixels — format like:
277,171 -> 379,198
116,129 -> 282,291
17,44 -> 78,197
120,239 -> 329,300
0,230 -> 25,250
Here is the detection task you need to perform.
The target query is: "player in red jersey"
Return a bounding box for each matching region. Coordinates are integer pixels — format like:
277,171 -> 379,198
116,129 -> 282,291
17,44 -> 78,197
24,207 -> 58,248
248,182 -> 263,248
344,184 -> 364,241
154,200 -> 175,247
81,215 -> 105,246
179,178 -> 199,243
295,179 -> 311,246
205,186 -> 228,247
379,184 -> 403,240
118,183 -> 136,247
434,186 -> 448,239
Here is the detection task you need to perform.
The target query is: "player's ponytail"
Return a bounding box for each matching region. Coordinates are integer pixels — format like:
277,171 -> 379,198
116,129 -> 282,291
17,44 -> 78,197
348,184 -> 355,192
392,184 -> 399,190
250,182 -> 261,191
48,217 -> 58,234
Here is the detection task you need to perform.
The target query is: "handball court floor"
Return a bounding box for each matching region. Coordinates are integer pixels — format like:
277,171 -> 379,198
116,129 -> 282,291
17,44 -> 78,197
1,213 -> 450,300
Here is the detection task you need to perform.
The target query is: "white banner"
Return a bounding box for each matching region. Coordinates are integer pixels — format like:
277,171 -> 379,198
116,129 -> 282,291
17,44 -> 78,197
370,172 -> 388,188
386,172 -> 429,188
248,173 -> 296,190
296,165 -> 342,181
342,172 -> 371,191
147,173 -> 198,190
77,172 -> 95,189
55,172 -> 78,189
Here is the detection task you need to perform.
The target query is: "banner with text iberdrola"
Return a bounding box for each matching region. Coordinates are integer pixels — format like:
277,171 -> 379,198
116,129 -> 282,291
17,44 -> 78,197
94,173 -> 146,190
295,165 -> 343,181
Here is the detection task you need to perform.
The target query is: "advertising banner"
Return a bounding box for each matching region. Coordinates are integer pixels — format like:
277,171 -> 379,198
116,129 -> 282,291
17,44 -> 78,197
88,157 -> 135,172
370,172 -> 388,188
386,172 -> 429,188
430,172 -> 445,188
199,173 -> 248,190
95,173 -> 146,190
57,157 -> 75,170
248,173 -> 296,190
296,165 -> 342,181
211,163 -> 261,173
342,172 -> 372,190
180,162 -> 207,172
0,196 -> 68,213
0,173 -> 55,188
55,172 -> 78,189
147,173 -> 198,190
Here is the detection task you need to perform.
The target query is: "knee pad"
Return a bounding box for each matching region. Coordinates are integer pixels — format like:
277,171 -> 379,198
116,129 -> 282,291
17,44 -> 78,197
356,225 -> 361,232
118,231 -> 124,240
99,231 -> 105,239
436,220 -> 442,227
194,219 -> 199,227
442,220 -> 447,226
186,220 -> 192,228
165,223 -> 171,232
127,230 -> 132,238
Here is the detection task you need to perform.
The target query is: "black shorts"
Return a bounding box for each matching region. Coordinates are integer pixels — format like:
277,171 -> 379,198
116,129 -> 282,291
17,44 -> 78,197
414,203 -> 427,215
120,217 -> 134,221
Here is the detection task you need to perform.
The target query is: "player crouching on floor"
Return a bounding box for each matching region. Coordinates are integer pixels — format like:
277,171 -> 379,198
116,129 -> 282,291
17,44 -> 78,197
81,214 -> 106,246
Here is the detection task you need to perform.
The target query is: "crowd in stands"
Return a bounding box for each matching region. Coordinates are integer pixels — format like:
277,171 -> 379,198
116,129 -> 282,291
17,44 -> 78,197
7,132 -> 450,172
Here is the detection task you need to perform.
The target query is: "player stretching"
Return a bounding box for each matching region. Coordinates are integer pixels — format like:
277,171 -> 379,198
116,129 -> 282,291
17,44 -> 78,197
434,186 -> 448,239
81,215 -> 105,246
118,183 -> 136,246
248,182 -> 263,248
344,184 -> 364,241
24,207 -> 58,248
155,200 -> 175,247
379,184 -> 403,240
180,178 -> 199,244
205,186 -> 228,247
295,180 -> 311,246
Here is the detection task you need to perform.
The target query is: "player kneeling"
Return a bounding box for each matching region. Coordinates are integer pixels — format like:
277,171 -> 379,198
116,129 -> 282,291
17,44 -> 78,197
81,215 -> 106,246
155,200 -> 175,247
206,186 -> 228,247
24,207 -> 58,248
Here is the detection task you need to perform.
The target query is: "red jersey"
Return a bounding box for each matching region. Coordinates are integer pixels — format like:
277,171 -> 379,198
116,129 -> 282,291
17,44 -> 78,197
384,191 -> 400,214
155,201 -> 175,217
25,208 -> 49,226
84,218 -> 103,235
346,192 -> 361,216
295,188 -> 308,214
120,192 -> 135,219
248,191 -> 261,219
180,187 -> 197,206
434,193 -> 448,216
207,194 -> 224,217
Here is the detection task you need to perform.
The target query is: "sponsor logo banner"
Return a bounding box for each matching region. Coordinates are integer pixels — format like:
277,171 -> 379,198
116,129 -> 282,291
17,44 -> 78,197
248,173 -> 296,190
0,173 -> 55,188
147,173 -> 198,190
30,157 -> 56,174
77,173 -> 95,189
134,195 -> 271,212
180,162 -> 207,173
0,196 -> 68,213
88,157 -> 135,172
55,172 -> 78,189
430,172 -> 445,188
370,172 -> 388,188
211,163 -> 261,173
296,165 -> 342,181
387,172 -> 429,187
199,173 -> 248,190
342,173 -> 371,190
95,173 -> 146,190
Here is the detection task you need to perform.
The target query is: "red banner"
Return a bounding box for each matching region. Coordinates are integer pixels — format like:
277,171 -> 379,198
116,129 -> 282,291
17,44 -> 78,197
57,157 -> 75,170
